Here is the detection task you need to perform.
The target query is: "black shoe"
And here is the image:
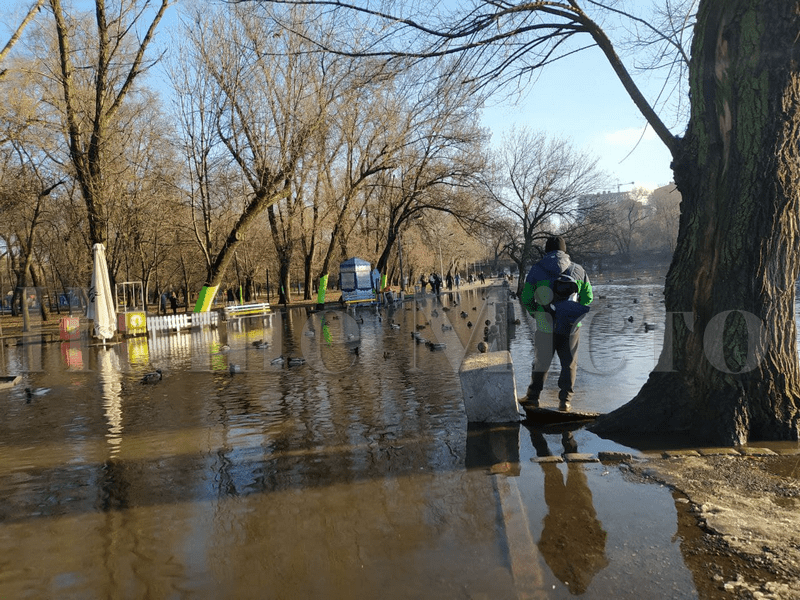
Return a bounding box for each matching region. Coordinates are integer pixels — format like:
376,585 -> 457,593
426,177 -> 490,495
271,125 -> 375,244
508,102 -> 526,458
558,400 -> 571,412
521,395 -> 539,409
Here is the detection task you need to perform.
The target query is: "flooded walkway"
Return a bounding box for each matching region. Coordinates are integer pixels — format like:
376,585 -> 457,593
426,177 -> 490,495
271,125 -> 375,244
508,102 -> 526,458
0,279 -> 729,598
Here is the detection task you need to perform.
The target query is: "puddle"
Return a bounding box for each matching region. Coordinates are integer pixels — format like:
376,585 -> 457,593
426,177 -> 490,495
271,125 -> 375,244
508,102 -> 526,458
0,276 -> 765,598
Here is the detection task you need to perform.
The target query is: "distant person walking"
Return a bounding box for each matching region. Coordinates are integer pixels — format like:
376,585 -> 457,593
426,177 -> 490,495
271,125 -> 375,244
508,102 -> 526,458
170,292 -> 178,315
431,273 -> 442,296
520,236 -> 593,412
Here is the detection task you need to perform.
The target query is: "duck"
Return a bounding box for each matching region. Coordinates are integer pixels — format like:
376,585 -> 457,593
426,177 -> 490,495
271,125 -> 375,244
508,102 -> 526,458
427,341 -> 446,351
252,340 -> 269,349
467,321 -> 473,328
644,322 -> 657,332
390,321 -> 401,330
416,337 -> 428,345
287,357 -> 306,367
441,323 -> 453,331
270,356 -> 286,365
25,387 -> 51,402
229,364 -> 242,374
431,309 -> 439,318
218,344 -> 231,353
627,316 -> 635,323
140,369 -> 162,384
460,311 -> 469,319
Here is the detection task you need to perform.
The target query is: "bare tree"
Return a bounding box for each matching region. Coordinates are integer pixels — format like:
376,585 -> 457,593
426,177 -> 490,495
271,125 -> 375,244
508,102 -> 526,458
177,3 -> 342,305
310,59 -> 403,292
48,0 -> 170,247
645,184 -> 681,255
368,69 -> 490,275
603,188 -> 649,263
0,0 -> 46,82
480,127 -> 607,295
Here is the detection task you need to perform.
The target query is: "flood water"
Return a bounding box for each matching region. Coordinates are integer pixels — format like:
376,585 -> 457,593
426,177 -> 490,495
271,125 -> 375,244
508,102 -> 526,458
0,274 -> 752,599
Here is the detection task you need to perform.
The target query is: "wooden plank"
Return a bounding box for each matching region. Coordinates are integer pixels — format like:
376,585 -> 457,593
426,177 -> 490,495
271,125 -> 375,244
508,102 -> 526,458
521,405 -> 600,425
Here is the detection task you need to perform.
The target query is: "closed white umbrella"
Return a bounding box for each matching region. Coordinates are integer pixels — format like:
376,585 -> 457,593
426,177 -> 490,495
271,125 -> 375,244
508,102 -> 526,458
86,243 -> 117,342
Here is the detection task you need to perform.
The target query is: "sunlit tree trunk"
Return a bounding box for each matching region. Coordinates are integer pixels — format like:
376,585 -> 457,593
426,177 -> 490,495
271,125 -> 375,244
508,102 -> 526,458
594,0 -> 800,444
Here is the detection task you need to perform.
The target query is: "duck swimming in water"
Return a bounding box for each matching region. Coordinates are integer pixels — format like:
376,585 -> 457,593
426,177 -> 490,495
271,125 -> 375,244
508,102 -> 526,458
140,369 -> 162,384
24,387 -> 51,403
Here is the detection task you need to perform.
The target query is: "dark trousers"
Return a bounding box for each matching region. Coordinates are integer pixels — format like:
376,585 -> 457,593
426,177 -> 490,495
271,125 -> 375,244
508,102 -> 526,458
528,328 -> 581,402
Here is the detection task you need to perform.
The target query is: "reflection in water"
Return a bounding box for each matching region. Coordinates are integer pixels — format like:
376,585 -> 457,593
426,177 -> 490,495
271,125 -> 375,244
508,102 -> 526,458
538,461 -> 609,595
0,282 -> 702,598
530,427 -> 608,595
465,423 -> 521,476
98,347 -> 123,457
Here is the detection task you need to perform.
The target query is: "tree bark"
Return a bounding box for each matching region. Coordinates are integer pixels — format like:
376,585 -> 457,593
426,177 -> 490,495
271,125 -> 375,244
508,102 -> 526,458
592,0 -> 800,445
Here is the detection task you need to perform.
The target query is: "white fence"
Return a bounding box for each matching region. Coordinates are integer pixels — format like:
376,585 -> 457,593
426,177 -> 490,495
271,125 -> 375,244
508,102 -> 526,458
146,311 -> 219,335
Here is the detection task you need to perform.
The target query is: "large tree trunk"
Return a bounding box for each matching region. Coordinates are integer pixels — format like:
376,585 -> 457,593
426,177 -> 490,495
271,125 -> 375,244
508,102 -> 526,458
277,258 -> 291,305
592,0 -> 800,445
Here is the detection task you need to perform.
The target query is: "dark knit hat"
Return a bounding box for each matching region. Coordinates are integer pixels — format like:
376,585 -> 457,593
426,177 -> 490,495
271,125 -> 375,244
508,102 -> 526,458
545,236 -> 566,253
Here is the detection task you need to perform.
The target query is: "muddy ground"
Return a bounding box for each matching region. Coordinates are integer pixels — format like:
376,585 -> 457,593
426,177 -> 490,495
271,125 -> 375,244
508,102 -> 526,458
626,452 -> 800,599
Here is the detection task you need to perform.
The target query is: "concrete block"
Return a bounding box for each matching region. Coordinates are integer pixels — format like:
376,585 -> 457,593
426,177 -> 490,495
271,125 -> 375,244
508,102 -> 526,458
531,455 -> 563,463
459,351 -> 522,423
564,453 -> 599,463
598,451 -> 634,463
737,447 -> 777,456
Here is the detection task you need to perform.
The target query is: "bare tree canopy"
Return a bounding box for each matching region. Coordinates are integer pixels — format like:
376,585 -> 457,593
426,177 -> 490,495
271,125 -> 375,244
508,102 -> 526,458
0,0 -> 46,80
251,0 -> 688,154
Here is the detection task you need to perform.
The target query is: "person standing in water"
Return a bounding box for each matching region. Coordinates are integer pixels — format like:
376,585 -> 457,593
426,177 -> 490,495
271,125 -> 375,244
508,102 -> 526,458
520,236 -> 593,411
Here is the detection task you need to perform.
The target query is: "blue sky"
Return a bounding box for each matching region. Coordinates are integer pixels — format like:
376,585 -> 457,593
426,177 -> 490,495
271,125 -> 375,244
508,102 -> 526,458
4,0 -> 678,191
480,45 -> 677,192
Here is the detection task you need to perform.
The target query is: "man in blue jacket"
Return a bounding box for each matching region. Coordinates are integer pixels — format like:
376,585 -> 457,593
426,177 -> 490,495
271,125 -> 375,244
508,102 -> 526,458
520,236 -> 593,411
